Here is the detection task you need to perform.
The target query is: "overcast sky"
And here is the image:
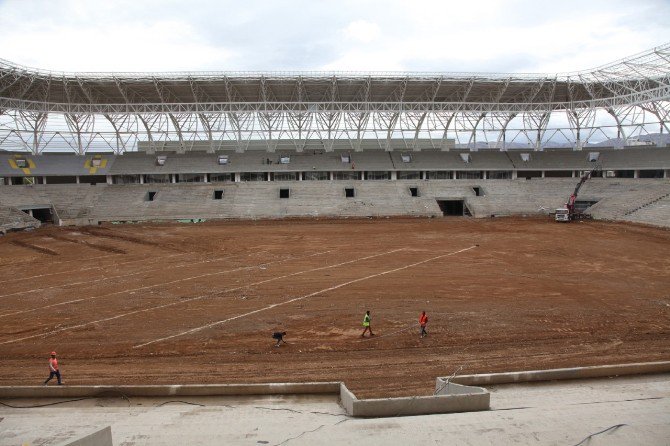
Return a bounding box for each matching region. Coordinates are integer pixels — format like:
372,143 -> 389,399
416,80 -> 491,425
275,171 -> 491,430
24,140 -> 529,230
1,0 -> 669,74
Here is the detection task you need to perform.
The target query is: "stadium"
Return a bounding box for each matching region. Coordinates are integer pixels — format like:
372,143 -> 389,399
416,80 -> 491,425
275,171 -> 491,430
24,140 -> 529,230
0,39 -> 669,444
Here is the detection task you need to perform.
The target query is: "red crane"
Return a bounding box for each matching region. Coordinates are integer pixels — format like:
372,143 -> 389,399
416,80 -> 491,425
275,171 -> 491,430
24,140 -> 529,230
555,165 -> 601,222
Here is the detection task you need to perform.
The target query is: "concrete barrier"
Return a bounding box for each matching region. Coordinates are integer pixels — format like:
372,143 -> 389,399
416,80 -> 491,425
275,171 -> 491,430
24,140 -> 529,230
56,426 -> 112,446
339,382 -> 490,417
450,361 -> 670,386
0,382 -> 341,399
2,361 -> 666,419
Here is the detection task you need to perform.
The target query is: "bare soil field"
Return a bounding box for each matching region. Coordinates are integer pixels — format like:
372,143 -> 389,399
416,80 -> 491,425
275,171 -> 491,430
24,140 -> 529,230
0,217 -> 668,398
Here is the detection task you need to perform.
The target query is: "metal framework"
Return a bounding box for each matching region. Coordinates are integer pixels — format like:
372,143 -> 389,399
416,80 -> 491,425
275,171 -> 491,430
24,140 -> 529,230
1,43 -> 669,154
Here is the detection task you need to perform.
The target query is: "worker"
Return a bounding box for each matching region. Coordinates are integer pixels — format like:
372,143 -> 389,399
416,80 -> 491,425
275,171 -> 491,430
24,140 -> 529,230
272,331 -> 287,347
44,351 -> 62,385
419,311 -> 429,338
361,310 -> 374,337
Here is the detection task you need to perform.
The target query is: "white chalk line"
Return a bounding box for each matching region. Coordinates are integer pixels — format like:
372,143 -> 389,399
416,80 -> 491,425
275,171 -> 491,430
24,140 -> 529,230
0,248 -> 403,346
0,249 -> 320,320
0,252 -> 191,283
0,252 -> 118,269
133,245 -> 477,349
0,245 -> 270,299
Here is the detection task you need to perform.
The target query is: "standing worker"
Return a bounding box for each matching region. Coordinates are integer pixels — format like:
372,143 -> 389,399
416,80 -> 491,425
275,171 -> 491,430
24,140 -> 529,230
419,311 -> 429,338
44,351 -> 62,386
361,310 -> 374,337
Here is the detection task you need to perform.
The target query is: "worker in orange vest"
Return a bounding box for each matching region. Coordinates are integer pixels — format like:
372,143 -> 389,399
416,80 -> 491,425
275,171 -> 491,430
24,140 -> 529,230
419,311 -> 428,338
44,351 -> 62,385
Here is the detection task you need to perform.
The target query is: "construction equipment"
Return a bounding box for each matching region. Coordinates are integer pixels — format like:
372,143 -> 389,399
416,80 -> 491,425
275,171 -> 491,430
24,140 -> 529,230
555,166 -> 600,222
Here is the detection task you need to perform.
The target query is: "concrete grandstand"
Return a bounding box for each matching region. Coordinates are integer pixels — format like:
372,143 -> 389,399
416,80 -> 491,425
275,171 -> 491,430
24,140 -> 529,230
0,147 -> 669,230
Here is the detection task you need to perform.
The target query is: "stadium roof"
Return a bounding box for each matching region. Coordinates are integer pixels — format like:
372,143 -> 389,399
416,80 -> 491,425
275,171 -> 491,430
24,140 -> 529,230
0,43 -> 668,154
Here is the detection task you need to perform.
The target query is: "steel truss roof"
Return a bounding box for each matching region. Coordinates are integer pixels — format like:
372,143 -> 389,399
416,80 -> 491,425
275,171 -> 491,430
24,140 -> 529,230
0,43 -> 669,154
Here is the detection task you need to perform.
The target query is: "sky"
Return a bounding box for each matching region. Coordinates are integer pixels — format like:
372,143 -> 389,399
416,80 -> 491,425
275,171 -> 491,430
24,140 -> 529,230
0,0 -> 669,74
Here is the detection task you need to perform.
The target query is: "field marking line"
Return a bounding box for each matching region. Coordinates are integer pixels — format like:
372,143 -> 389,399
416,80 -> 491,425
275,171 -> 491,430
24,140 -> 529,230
0,252 -> 191,283
0,248 -> 405,346
0,252 -> 118,269
0,246 -> 270,298
133,245 -> 477,349
3,242 -> 271,283
0,249 -> 325,320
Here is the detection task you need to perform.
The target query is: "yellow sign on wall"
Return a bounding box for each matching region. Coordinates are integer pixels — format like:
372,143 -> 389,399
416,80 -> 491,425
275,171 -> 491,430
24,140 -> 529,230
84,155 -> 108,174
7,155 -> 36,174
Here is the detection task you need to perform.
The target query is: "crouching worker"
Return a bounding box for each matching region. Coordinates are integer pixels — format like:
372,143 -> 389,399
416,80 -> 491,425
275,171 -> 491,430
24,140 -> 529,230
272,331 -> 287,347
44,351 -> 62,385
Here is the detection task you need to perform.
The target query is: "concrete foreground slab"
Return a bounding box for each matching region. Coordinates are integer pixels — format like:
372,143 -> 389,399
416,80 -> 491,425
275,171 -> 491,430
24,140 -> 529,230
1,374 -> 669,445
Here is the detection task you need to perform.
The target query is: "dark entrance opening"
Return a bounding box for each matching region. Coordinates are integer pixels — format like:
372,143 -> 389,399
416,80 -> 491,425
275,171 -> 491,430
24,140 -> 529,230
472,186 -> 483,197
279,188 -> 290,199
79,175 -> 107,185
27,207 -> 54,223
639,169 -> 664,178
146,191 -> 157,202
436,200 -> 465,216
345,188 -> 355,198
409,187 -> 419,197
213,190 -> 224,200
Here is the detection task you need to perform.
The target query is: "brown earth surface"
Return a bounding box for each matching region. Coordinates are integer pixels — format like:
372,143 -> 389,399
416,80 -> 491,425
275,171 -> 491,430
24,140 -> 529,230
0,217 -> 669,398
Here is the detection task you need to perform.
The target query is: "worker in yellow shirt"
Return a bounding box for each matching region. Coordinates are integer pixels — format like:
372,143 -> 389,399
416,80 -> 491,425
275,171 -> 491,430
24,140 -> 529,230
361,310 -> 374,337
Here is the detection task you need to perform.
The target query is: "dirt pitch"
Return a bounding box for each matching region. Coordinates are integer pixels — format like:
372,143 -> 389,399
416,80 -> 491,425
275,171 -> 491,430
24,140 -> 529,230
0,217 -> 668,398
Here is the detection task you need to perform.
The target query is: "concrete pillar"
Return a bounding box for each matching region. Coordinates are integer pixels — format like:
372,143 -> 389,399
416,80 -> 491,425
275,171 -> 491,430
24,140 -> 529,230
234,172 -> 241,182
203,174 -> 209,183
602,170 -> 607,178
42,176 -> 47,184
452,171 -> 457,180
572,171 -> 576,178
541,171 -> 546,178
76,176 -> 80,184
512,171 -> 518,180
634,170 -> 640,179
483,171 -> 488,180
664,169 -> 668,179
172,174 -> 177,183
267,172 -> 271,182
139,175 -> 145,184
106,175 -> 112,185
298,172 -> 303,181
28,209 -> 33,217
361,172 -> 365,181
391,171 -> 397,180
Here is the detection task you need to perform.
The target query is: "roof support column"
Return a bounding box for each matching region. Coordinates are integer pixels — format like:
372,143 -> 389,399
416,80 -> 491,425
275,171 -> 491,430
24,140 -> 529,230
606,107 -> 626,148
64,114 -> 94,155
467,113 -> 486,150
496,113 -> 517,150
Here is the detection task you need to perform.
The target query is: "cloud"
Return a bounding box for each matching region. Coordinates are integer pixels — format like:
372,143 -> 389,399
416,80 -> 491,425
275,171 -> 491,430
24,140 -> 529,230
0,0 -> 668,72
343,20 -> 381,43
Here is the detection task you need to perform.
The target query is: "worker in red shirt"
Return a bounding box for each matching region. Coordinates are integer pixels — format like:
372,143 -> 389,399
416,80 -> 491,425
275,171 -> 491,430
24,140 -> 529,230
419,311 -> 428,338
44,351 -> 62,385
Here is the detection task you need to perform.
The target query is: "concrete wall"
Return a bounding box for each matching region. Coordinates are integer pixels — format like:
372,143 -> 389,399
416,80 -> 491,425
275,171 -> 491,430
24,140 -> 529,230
339,381 -> 489,417
3,362 -> 668,418
451,361 -> 670,386
0,382 -> 341,399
